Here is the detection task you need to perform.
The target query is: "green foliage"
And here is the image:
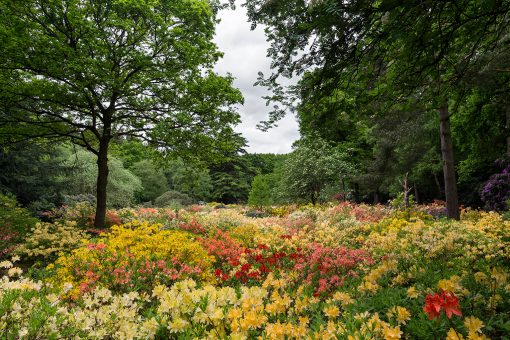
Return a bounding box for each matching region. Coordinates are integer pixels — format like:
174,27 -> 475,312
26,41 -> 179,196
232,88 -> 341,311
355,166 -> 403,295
0,0 -> 244,226
248,174 -> 272,208
165,159 -> 212,202
0,193 -> 38,257
62,148 -> 142,208
131,160 -> 168,204
208,153 -> 256,204
110,140 -> 161,170
280,137 -> 356,205
0,142 -> 73,210
154,190 -> 192,208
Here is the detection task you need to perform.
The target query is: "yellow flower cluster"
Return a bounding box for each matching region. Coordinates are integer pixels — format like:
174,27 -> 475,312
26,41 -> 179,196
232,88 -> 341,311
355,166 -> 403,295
15,221 -> 88,260
358,259 -> 398,294
50,221 -> 215,294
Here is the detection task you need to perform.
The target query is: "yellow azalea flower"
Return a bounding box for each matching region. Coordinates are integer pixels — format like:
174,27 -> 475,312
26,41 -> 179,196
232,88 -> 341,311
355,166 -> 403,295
382,325 -> 402,340
332,291 -> 355,306
0,260 -> 13,269
7,267 -> 23,277
354,311 -> 370,320
388,306 -> 411,325
407,286 -> 420,299
228,308 -> 243,320
438,275 -> 462,293
464,316 -> 484,334
323,305 -> 340,318
467,332 -> 490,340
474,272 -> 488,284
367,313 -> 386,332
168,317 -> 188,332
491,267 -> 508,287
446,328 -> 465,340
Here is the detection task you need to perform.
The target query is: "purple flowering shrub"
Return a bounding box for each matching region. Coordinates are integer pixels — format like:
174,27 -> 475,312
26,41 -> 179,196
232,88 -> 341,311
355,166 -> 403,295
480,159 -> 510,211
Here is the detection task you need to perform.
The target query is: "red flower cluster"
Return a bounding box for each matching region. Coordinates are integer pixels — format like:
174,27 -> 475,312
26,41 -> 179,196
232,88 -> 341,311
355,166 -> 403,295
199,230 -> 244,264
423,290 -> 462,320
178,218 -> 205,234
213,243 -> 306,284
300,243 -> 374,296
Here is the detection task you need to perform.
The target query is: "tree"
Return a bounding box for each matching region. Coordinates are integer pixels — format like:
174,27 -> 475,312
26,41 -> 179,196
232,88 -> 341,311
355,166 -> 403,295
0,0 -> 243,227
62,148 -> 142,208
131,160 -> 168,204
281,137 -> 355,205
166,159 -> 213,202
245,0 -> 510,218
0,141 -> 73,210
248,174 -> 272,208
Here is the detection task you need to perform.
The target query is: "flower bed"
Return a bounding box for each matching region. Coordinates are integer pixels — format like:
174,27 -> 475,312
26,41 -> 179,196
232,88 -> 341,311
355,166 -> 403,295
1,204 -> 509,339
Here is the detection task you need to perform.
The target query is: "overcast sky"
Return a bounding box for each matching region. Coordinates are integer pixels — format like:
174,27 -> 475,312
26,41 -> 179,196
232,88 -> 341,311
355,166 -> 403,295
213,3 -> 300,154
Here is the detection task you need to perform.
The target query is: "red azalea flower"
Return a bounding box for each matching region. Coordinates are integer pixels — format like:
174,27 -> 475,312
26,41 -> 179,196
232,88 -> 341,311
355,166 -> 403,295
442,291 -> 462,318
423,293 -> 442,320
423,290 -> 461,320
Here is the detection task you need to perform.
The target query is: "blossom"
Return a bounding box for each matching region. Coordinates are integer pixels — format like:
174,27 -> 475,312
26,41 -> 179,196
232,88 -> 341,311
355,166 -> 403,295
323,305 -> 340,318
7,267 -> 23,277
464,316 -> 484,334
446,329 -> 465,340
423,290 -> 461,320
407,286 -> 420,299
382,325 -> 402,340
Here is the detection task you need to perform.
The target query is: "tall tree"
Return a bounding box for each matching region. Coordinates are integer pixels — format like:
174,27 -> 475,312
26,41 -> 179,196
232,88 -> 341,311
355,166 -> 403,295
0,0 -> 243,227
280,137 -> 355,205
245,0 -> 510,218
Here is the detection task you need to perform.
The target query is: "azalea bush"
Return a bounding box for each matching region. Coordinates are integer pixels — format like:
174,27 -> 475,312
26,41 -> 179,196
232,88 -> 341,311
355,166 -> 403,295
15,221 -> 88,262
48,221 -> 215,298
1,204 -> 509,339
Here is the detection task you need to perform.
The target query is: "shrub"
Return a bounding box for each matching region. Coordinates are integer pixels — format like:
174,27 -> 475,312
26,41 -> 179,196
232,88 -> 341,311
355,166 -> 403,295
481,159 -> 510,211
49,221 -> 214,297
154,190 -> 193,207
0,193 -> 38,258
15,221 -> 88,262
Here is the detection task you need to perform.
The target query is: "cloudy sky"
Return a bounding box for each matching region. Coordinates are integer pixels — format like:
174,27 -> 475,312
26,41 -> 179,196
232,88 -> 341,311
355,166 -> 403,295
213,3 -> 300,154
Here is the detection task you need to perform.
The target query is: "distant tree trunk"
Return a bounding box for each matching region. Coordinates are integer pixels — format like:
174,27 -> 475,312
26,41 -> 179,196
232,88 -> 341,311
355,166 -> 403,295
438,104 -> 460,220
414,185 -> 419,204
311,192 -> 317,205
354,183 -> 360,203
373,190 -> 379,204
506,104 -> 510,157
95,138 -> 109,228
433,173 -> 443,198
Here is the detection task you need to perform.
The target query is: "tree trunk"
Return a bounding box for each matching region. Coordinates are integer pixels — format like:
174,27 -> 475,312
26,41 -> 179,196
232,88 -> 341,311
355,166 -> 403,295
506,104 -> 510,157
354,183 -> 360,203
310,192 -> 316,205
433,173 -> 443,198
95,139 -> 110,228
414,185 -> 419,204
438,104 -> 460,220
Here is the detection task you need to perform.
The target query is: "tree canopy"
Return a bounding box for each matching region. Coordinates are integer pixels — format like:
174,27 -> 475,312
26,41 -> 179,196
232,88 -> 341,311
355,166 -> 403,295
0,0 -> 243,226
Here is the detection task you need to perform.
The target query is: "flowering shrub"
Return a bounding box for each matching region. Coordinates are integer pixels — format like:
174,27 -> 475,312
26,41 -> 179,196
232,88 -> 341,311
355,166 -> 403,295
481,158 -> 510,211
49,221 -> 214,297
15,221 -> 88,261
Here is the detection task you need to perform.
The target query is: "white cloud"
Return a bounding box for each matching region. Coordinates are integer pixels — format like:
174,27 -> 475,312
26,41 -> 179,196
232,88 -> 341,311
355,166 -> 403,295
213,2 -> 300,154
